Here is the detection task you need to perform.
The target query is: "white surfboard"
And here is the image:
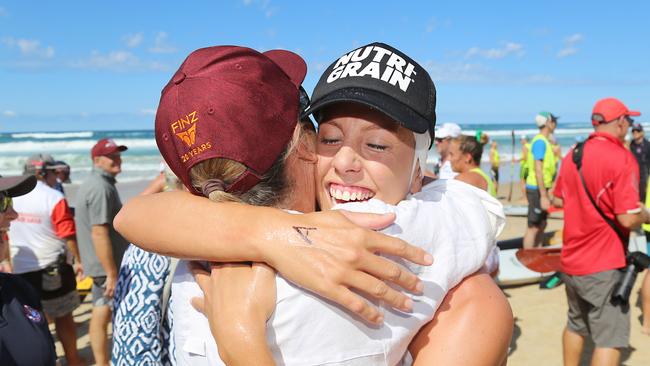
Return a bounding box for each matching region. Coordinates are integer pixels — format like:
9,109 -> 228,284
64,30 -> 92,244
496,248 -> 555,286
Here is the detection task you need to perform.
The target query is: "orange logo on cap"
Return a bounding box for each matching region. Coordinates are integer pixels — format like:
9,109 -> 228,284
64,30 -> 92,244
171,111 -> 199,147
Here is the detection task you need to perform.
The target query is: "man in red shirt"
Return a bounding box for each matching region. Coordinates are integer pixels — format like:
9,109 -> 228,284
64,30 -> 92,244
552,97 -> 650,366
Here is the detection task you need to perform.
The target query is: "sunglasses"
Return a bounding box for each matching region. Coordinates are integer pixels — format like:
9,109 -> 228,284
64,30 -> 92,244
0,193 -> 12,213
592,113 -> 634,125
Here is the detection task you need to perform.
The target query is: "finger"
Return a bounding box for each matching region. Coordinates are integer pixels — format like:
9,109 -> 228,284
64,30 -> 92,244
367,232 -> 433,266
189,263 -> 211,292
360,254 -> 423,294
344,271 -> 413,312
190,296 -> 205,314
329,285 -> 384,324
338,210 -> 396,230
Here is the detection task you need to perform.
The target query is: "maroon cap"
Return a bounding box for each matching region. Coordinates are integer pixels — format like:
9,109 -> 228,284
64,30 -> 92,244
591,97 -> 641,126
91,138 -> 128,159
154,46 -> 306,196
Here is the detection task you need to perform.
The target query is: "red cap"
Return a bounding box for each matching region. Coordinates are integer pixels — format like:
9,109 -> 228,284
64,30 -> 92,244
154,46 -> 306,196
591,97 -> 641,125
91,138 -> 128,159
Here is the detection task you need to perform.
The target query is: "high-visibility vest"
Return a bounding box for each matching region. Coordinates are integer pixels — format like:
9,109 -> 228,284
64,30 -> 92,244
471,167 -> 497,197
526,134 -> 557,188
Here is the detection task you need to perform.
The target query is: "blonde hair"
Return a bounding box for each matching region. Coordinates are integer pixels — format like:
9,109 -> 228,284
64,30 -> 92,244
189,120 -> 312,206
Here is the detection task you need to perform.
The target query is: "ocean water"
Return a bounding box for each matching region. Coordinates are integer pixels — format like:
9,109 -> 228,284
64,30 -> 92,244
0,122 -> 640,184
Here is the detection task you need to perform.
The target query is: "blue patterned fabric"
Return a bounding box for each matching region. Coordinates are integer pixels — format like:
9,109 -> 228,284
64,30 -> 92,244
112,244 -> 176,366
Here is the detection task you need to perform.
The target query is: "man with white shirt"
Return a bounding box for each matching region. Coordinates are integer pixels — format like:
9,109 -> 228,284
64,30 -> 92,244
9,153 -> 85,366
434,122 -> 461,179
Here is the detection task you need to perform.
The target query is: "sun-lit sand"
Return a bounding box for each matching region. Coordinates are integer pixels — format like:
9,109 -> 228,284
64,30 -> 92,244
51,177 -> 650,365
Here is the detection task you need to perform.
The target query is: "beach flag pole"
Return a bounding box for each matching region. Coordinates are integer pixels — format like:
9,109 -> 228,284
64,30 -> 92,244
507,129 -> 515,201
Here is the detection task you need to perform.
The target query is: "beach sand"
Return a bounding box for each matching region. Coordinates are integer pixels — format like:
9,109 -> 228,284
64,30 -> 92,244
51,178 -> 650,365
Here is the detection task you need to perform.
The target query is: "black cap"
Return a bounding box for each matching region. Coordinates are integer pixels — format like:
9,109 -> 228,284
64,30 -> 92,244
302,42 -> 436,140
632,122 -> 643,132
0,175 -> 37,197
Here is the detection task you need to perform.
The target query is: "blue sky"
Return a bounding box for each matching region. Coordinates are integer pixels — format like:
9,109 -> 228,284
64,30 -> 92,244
0,0 -> 648,132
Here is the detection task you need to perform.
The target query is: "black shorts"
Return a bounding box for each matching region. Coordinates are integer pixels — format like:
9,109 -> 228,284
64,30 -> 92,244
526,188 -> 548,227
491,166 -> 499,184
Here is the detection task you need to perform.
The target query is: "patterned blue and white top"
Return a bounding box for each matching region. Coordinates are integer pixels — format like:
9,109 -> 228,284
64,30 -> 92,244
112,244 -> 176,366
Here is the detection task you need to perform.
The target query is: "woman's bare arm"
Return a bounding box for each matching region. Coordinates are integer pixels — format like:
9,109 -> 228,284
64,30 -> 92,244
114,191 -> 433,323
409,272 -> 513,365
191,262 -> 276,366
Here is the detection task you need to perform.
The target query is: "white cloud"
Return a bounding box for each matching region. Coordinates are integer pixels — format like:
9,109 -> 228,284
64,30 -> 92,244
557,47 -> 577,58
148,32 -> 176,54
123,33 -> 144,48
465,42 -> 524,59
139,108 -> 156,116
565,33 -> 583,44
2,37 -> 55,59
557,33 -> 583,58
425,60 -> 557,85
3,110 -> 16,117
70,50 -> 169,71
242,0 -> 276,18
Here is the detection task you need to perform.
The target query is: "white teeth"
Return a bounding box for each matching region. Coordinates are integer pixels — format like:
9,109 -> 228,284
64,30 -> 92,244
329,186 -> 374,202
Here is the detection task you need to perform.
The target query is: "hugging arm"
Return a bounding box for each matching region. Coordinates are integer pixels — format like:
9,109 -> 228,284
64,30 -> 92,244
115,191 -> 433,323
409,272 -> 513,366
190,262 -> 276,366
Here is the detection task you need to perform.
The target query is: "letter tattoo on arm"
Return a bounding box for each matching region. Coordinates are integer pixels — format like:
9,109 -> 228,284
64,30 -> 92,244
292,226 -> 317,245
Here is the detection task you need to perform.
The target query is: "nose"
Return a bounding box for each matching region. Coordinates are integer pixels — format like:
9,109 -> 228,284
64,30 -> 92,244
332,146 -> 362,176
4,205 -> 18,222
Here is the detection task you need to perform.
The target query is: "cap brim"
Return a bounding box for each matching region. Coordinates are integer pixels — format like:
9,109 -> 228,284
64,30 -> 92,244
0,175 -> 37,197
302,87 -> 432,135
629,111 -> 641,117
263,50 -> 307,89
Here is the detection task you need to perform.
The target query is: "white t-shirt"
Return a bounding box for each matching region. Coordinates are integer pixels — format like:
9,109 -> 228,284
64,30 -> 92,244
438,160 -> 458,180
9,181 -> 76,273
171,179 -> 504,365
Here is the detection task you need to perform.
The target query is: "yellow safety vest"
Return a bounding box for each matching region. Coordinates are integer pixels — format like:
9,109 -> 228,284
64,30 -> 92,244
525,134 -> 557,188
471,167 -> 497,197
491,149 -> 500,167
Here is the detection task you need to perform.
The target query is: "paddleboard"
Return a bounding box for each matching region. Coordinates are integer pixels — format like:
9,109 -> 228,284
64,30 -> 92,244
496,247 -> 559,286
502,204 -> 527,217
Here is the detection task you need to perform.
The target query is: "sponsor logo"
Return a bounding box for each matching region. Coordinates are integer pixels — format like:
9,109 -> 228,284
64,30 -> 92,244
180,142 -> 212,163
23,305 -> 43,323
171,111 -> 199,147
326,45 -> 417,92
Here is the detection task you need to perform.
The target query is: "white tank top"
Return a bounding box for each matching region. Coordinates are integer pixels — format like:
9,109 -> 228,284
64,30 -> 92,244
171,180 -> 504,365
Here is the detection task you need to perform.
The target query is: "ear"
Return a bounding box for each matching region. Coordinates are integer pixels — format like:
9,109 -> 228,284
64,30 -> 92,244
296,129 -> 317,163
409,162 -> 423,194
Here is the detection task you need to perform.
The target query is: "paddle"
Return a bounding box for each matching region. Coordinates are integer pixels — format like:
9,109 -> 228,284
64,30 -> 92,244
515,247 -> 562,273
507,129 -> 515,201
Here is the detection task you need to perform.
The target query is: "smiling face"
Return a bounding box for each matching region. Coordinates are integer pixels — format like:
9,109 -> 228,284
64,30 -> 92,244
315,103 -> 418,210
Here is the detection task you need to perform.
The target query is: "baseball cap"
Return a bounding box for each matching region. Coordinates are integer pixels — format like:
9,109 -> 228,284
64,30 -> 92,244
632,122 -> 644,132
435,123 -> 462,139
535,111 -> 559,127
0,175 -> 37,197
155,45 -> 307,196
591,97 -> 641,126
303,42 -> 436,141
23,153 -> 67,175
91,138 -> 127,159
